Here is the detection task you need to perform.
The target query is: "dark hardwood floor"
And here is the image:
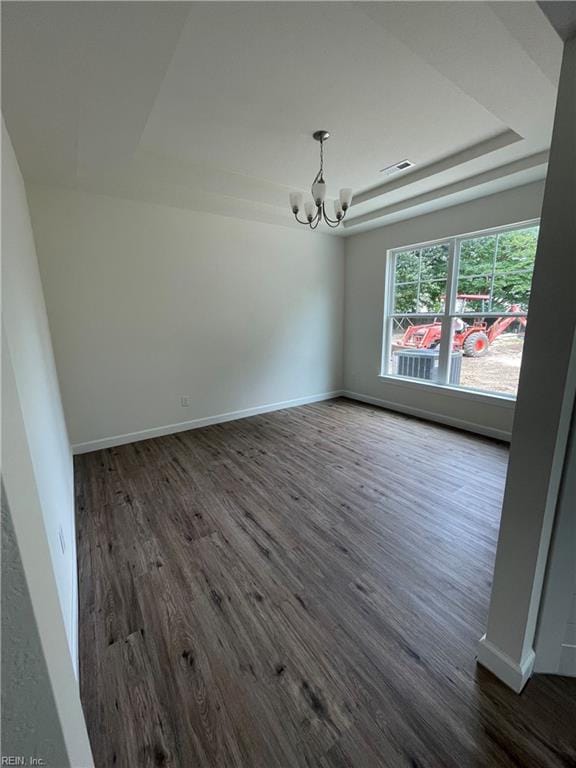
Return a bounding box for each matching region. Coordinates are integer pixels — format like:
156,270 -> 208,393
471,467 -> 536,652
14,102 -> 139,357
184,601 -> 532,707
75,398 -> 576,767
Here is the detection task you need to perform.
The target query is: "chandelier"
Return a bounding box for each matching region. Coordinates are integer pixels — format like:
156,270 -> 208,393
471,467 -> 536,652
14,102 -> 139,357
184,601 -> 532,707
289,131 -> 353,229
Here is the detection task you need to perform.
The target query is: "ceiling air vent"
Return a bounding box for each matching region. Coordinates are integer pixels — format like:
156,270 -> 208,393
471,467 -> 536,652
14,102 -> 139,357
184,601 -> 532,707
379,159 -> 415,177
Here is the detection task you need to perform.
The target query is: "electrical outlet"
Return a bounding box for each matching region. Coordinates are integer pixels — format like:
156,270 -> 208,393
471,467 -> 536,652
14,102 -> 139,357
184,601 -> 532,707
58,526 -> 66,554
180,396 -> 190,407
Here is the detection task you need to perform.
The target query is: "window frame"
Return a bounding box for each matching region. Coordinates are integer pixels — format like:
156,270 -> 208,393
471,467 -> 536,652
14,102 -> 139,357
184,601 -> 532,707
380,218 -> 540,401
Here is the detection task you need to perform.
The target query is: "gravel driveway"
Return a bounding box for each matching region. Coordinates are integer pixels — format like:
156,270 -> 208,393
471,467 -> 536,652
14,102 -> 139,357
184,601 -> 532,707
460,334 -> 524,395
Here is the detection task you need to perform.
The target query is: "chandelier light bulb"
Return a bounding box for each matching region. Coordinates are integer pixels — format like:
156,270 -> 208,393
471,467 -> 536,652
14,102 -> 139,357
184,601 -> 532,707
304,200 -> 316,221
289,131 -> 352,229
311,179 -> 326,206
339,188 -> 353,210
289,192 -> 302,213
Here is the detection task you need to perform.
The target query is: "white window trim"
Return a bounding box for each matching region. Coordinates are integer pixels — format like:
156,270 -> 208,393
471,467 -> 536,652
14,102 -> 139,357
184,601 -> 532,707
377,373 -> 517,407
381,218 -> 540,400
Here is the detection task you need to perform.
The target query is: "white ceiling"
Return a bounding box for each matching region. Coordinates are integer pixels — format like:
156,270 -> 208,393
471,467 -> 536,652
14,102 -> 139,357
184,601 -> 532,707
1,2 -> 564,236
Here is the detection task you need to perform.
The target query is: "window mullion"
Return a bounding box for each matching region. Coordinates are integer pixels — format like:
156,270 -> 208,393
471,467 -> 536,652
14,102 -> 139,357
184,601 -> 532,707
437,238 -> 459,384
488,233 -> 500,312
381,251 -> 396,375
416,249 -> 422,312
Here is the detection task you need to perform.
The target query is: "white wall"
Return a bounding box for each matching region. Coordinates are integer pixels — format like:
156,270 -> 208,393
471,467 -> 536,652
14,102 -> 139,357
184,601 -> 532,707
478,35 -> 576,692
2,489 -> 69,767
534,403 -> 576,676
2,120 -> 93,764
26,185 -> 345,450
2,340 -> 94,767
343,181 -> 545,440
2,121 -> 78,665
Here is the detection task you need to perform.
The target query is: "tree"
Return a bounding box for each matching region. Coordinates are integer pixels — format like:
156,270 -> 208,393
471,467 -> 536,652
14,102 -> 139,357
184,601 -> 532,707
393,227 -> 538,316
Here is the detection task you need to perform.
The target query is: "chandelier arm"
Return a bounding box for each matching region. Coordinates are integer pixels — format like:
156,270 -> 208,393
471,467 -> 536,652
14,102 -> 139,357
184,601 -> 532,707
294,211 -> 312,225
311,209 -> 322,228
321,203 -> 341,225
322,211 -> 342,229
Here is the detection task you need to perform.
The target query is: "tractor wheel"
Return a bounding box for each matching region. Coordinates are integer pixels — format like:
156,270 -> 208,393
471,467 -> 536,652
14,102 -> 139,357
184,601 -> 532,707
463,331 -> 489,357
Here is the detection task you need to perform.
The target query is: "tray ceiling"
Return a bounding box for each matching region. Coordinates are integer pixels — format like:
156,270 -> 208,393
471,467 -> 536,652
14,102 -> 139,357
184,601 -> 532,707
2,2 -> 563,235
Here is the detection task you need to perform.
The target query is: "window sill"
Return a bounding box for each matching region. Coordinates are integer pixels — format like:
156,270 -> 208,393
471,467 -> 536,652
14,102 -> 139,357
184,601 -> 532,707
377,374 -> 516,408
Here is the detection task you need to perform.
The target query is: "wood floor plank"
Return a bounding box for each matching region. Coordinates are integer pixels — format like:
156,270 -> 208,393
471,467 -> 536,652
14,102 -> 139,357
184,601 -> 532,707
76,398 -> 576,767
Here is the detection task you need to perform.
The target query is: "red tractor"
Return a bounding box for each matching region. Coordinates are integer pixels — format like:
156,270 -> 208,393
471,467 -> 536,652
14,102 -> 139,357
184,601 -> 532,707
395,294 -> 527,357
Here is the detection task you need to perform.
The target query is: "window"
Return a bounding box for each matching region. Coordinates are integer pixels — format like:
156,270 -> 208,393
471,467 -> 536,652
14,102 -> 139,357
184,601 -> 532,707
382,221 -> 539,397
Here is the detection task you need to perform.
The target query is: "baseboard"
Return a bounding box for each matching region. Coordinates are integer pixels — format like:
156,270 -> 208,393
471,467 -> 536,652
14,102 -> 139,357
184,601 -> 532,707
477,634 -> 535,693
73,387 -> 510,453
558,644 -> 576,677
70,560 -> 79,681
70,525 -> 80,682
341,390 -> 512,442
72,390 -> 344,454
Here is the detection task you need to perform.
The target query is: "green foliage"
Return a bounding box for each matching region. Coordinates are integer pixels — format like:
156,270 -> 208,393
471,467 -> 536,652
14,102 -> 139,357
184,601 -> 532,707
394,244 -> 447,313
393,227 -> 538,315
